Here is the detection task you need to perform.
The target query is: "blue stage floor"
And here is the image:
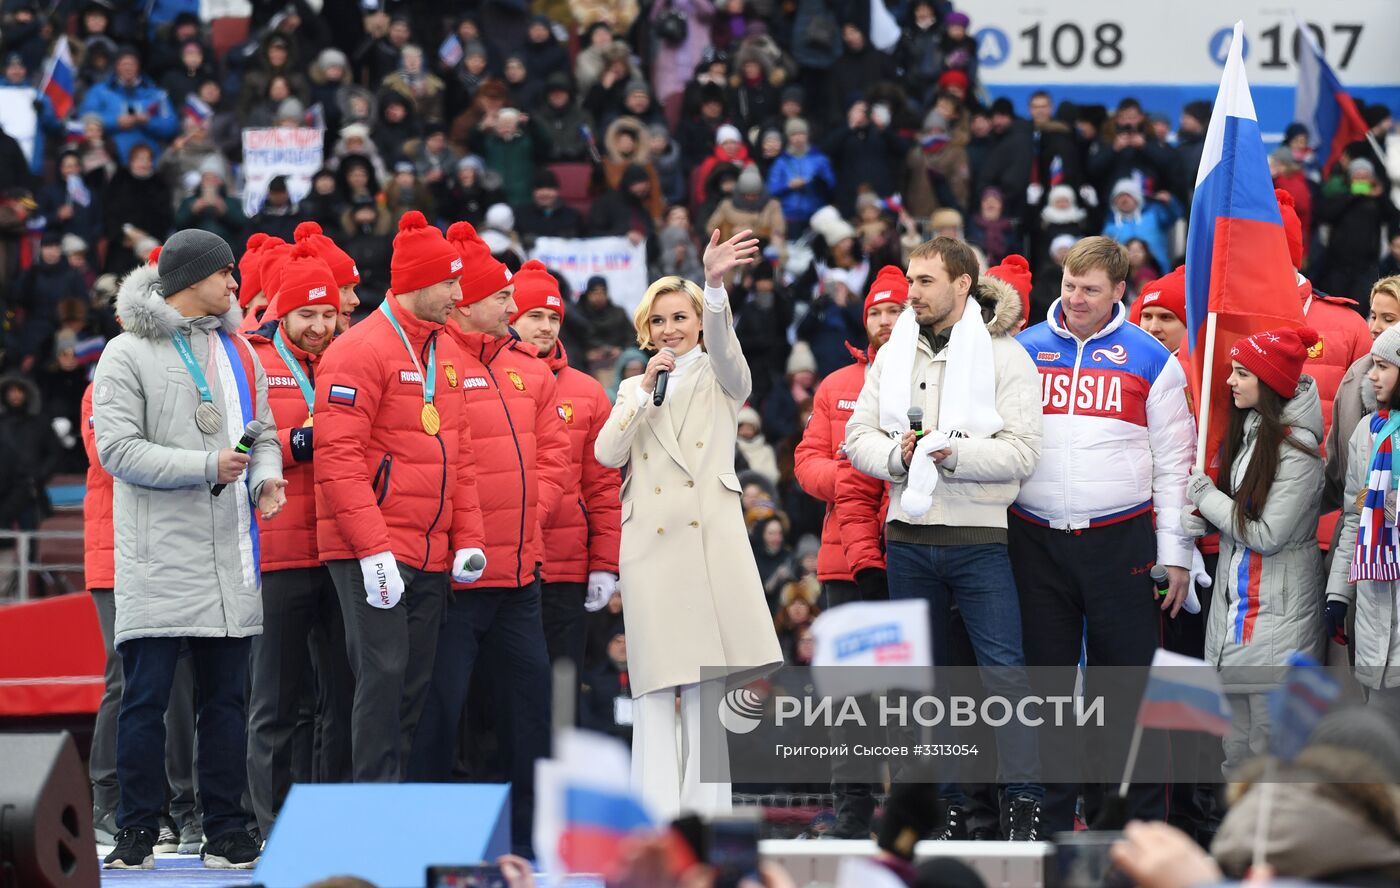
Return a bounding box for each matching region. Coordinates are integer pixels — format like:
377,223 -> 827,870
98,854 -> 254,887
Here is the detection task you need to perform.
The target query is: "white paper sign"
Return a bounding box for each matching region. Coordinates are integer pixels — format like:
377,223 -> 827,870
530,236 -> 650,316
240,127 -> 323,216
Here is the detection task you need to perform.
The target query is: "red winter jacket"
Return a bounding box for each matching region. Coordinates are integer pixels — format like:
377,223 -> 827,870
834,456 -> 888,576
81,384 -> 114,590
793,344 -> 888,581
248,327 -> 323,571
447,326 -> 571,589
539,343 -> 621,583
314,295 -> 485,571
1301,275 -> 1370,550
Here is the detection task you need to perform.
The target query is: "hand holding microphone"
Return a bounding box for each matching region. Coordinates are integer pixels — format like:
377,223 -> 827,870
644,347 -> 677,405
212,420 -> 265,495
451,548 -> 487,584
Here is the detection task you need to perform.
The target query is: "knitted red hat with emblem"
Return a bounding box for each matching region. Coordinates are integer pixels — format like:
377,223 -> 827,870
986,254 -> 1033,322
863,265 -> 910,314
1129,264 -> 1187,325
446,221 -> 513,306
294,221 -> 360,287
509,260 -> 566,322
392,211 -> 464,294
267,242 -> 340,320
1230,325 -> 1319,398
1275,188 -> 1304,270
237,233 -> 270,307
257,238 -> 295,309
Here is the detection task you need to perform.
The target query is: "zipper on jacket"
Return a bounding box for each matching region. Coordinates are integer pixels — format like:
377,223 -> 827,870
1060,338 -> 1087,532
482,338 -> 529,586
421,331 -> 447,571
373,454 -> 393,505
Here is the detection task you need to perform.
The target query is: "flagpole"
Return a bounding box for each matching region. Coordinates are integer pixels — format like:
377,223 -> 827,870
1194,312 -> 1220,471
1118,720 -> 1145,798
1250,758 -> 1277,872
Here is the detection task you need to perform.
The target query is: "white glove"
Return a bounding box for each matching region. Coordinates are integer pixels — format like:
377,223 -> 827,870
1079,184 -> 1099,208
587,571 -> 618,612
1026,182 -> 1045,207
1180,510 -> 1208,538
452,547 -> 487,584
360,550 -> 403,609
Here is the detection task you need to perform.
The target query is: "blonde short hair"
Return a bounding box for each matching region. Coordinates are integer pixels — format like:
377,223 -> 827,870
633,276 -> 705,350
1372,275 -> 1400,309
1064,235 -> 1130,285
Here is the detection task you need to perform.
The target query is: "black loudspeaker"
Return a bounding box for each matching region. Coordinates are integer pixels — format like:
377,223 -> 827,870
0,732 -> 99,888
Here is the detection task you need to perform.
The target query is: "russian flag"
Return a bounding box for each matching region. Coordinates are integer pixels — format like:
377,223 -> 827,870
40,39 -> 75,119
1181,22 -> 1304,477
1137,649 -> 1233,737
1267,652 -> 1339,762
1295,24 -> 1370,178
1048,155 -> 1065,187
184,95 -> 213,126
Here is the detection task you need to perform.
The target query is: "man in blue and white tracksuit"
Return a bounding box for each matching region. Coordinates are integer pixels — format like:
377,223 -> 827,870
1010,237 -> 1196,833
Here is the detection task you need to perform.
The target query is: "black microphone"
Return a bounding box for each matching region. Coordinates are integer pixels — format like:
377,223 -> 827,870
652,346 -> 676,406
907,406 -> 924,437
1149,564 -> 1170,599
212,419 -> 266,496
467,552 -> 486,571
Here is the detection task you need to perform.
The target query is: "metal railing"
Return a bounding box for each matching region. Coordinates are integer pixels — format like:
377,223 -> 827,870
0,529 -> 85,602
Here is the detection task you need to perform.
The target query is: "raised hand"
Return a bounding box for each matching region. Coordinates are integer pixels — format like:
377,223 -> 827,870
702,228 -> 760,288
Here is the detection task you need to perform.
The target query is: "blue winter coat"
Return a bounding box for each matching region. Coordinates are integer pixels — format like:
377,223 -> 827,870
767,150 -> 836,226
78,75 -> 179,163
1101,197 -> 1181,270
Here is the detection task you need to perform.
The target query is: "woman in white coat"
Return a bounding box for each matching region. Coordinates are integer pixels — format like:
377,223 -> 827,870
594,229 -> 784,819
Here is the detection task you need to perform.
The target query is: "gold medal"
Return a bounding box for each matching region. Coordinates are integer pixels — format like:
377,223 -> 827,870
302,415 -> 314,428
421,403 -> 441,435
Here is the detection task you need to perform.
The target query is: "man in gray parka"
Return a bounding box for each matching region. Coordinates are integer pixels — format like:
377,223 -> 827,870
92,229 -> 286,871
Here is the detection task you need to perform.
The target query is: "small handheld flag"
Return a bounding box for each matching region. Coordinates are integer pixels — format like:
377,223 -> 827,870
1267,651 -> 1339,762
39,39 -> 76,119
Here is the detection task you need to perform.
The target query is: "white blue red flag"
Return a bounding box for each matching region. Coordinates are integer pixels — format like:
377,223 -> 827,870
40,39 -> 75,119
1267,652 -> 1339,762
1137,649 -> 1232,737
184,95 -> 213,126
1181,21 -> 1303,474
1295,25 -> 1370,177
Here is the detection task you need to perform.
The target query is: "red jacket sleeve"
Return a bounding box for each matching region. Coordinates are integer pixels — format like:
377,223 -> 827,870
834,459 -> 887,574
81,385 -> 97,465
534,370 -> 572,531
583,384 -> 622,574
793,384 -> 839,504
450,385 -> 486,552
314,344 -> 392,558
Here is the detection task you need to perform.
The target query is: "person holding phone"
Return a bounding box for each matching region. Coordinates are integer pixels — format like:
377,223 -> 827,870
594,229 -> 783,819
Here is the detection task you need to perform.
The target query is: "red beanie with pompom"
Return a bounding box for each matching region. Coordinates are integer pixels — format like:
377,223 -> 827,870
267,241 -> 340,320
509,260 -> 565,322
1230,326 -> 1319,398
986,254 -> 1033,323
1129,264 -> 1187,326
391,211 -> 464,294
446,221 -> 512,306
294,221 -> 360,287
863,265 -> 910,314
1275,188 -> 1304,270
237,233 -> 269,307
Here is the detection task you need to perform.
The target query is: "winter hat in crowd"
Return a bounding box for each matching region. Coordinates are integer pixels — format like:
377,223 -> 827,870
809,205 -> 856,246
736,404 -> 761,430
238,232 -> 271,306
929,208 -> 963,232
258,238 -> 295,308
786,340 -> 818,377
508,259 -> 565,322
1349,157 -> 1376,179
485,203 -> 515,232
1230,325 -> 1319,398
1307,707 -> 1400,783
864,264 -> 910,314
62,233 -> 87,256
1129,264 -> 1187,325
736,165 -> 764,195
159,228 -> 235,298
936,69 -> 969,95
316,48 -> 349,74
268,242 -> 339,320
1111,177 -> 1143,207
1274,188 -> 1304,270
945,10 -> 970,27
391,211 -> 465,295
294,221 -> 360,287
715,124 -> 742,146
783,117 -> 809,138
445,221 -> 512,305
1371,325 -> 1400,366
986,254 -> 1033,322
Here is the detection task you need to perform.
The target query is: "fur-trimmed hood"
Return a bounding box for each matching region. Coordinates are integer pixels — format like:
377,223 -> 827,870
972,272 -> 1024,338
115,265 -> 242,341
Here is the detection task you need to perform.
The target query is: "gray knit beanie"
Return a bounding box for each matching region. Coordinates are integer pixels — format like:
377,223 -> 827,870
1371,325 -> 1400,366
159,229 -> 235,297
1307,706 -> 1400,782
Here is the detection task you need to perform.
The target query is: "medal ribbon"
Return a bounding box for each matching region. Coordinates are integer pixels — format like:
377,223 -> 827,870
380,299 -> 436,406
169,331 -> 215,405
272,327 -> 316,416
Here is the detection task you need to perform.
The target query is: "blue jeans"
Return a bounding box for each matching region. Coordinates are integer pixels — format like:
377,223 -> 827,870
115,635 -> 252,840
887,541 -> 1043,801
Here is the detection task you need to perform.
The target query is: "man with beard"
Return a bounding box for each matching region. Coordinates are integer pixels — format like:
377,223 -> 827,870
294,221 -> 362,332
244,244 -> 354,835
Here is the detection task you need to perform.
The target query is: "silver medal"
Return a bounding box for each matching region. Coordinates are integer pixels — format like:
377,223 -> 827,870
195,401 -> 223,435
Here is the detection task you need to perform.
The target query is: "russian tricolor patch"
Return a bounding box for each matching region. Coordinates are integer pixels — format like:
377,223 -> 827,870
328,384 -> 357,406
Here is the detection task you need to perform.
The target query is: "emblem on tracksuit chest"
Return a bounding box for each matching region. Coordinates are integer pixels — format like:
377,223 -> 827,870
507,370 -> 525,391
444,364 -> 459,388
559,400 -> 574,424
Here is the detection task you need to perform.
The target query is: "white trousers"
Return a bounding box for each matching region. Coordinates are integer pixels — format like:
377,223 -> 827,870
631,682 -> 733,821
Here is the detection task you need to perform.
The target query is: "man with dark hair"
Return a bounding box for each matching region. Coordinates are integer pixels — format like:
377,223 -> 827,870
846,237 -> 1046,839
1012,235 -> 1195,833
